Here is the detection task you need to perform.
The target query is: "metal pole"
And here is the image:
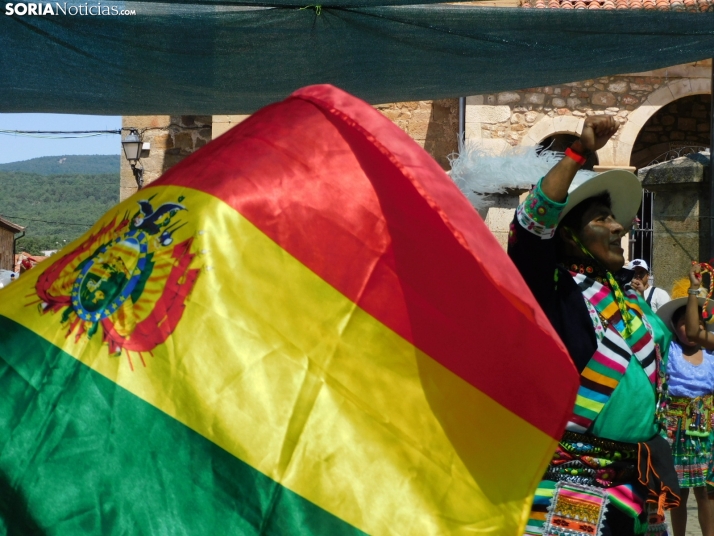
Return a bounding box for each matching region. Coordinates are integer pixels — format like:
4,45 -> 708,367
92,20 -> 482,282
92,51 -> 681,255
458,97 -> 466,149
709,61 -> 714,261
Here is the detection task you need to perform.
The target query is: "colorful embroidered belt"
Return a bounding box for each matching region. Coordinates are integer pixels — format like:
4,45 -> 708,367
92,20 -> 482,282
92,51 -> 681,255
666,394 -> 714,439
546,431 -> 638,488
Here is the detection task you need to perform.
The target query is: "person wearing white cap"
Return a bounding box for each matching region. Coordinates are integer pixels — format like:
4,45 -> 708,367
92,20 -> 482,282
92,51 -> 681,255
509,116 -> 679,536
625,258 -> 670,313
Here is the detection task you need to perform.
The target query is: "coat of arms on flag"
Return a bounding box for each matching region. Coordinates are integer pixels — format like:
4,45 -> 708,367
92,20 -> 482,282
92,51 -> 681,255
32,193 -> 200,366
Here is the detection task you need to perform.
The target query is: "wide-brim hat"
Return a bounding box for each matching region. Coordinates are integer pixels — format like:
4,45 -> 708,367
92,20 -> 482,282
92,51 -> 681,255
558,170 -> 642,228
656,296 -> 714,333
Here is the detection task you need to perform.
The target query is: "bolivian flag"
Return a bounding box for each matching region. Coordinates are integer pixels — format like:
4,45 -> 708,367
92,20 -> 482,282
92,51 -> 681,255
0,85 -> 578,535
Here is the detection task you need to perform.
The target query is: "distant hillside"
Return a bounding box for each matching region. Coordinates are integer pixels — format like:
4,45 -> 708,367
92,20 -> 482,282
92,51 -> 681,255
0,154 -> 119,176
0,169 -> 119,255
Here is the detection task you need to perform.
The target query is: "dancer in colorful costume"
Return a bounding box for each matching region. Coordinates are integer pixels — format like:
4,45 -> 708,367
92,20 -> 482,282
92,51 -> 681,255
508,115 -> 680,536
656,272 -> 714,536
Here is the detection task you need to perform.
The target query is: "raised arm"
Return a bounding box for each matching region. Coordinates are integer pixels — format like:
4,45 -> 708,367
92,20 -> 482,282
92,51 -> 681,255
539,116 -> 619,203
685,263 -> 714,349
508,116 -> 620,305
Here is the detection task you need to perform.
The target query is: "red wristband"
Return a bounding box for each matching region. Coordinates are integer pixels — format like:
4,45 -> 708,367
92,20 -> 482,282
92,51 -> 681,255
565,147 -> 588,166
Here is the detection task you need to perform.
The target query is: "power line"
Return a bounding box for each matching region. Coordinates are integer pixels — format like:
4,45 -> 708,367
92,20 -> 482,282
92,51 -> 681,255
0,124 -> 209,138
0,176 -> 119,182
1,215 -> 95,227
0,129 -> 121,139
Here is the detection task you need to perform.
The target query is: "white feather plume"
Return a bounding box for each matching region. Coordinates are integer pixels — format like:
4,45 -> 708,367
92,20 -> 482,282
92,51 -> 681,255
448,141 -> 596,210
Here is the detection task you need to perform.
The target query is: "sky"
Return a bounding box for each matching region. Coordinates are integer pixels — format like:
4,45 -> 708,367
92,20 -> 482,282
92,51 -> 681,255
0,114 -> 121,164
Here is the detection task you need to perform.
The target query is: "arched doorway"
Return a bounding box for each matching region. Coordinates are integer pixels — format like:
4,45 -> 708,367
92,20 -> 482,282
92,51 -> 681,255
629,93 -> 711,290
630,94 -> 711,169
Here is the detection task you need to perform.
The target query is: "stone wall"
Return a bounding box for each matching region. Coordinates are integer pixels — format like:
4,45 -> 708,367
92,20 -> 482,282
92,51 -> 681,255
209,102 -> 460,168
121,101 -> 459,200
465,75 -> 657,146
120,115 -> 212,201
212,115 -> 250,139
375,99 -> 459,169
478,191 -> 526,249
120,66 -> 711,270
464,60 -> 711,168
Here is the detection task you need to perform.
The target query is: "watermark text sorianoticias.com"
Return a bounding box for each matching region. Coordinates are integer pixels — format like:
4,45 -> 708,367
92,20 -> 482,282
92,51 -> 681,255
5,2 -> 136,15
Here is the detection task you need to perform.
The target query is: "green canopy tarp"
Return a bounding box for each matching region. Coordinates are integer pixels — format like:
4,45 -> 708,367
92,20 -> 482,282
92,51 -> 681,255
2,1 -> 714,114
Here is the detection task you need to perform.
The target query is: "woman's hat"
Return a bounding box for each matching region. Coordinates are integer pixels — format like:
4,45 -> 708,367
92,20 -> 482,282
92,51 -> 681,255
558,170 -> 642,228
656,277 -> 713,332
656,297 -> 714,332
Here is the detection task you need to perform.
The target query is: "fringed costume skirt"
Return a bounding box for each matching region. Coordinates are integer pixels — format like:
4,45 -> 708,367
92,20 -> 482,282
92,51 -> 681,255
664,395 -> 714,489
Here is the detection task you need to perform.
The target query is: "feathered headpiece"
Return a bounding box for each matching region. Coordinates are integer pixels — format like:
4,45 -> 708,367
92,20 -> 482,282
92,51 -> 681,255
448,142 -> 596,211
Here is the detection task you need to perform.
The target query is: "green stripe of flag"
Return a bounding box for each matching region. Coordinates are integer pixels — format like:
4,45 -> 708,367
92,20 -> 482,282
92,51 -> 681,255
0,316 -> 365,536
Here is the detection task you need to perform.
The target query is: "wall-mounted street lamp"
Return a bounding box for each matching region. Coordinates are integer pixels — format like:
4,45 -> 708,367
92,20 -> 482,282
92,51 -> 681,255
121,128 -> 144,189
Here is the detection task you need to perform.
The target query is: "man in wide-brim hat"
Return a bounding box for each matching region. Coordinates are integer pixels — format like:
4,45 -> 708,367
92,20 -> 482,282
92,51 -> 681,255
508,116 -> 679,536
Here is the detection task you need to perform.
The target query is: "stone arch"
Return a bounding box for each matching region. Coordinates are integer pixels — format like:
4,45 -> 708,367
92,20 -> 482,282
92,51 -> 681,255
629,94 -> 711,169
606,77 -> 711,167
521,115 -> 585,148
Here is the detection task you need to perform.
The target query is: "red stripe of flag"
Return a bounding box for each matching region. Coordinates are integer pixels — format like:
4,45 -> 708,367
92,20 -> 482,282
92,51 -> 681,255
149,85 -> 578,438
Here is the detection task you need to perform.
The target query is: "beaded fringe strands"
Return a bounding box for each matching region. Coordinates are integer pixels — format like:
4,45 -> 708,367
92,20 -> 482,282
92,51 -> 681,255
666,395 -> 714,488
683,395 -> 713,438
654,344 -> 670,434
547,432 -> 638,489
543,482 -> 609,536
644,505 -> 668,536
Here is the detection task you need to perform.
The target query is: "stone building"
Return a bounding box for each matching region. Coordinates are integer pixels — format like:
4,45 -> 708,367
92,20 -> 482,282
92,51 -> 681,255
121,101 -> 460,200
0,217 -> 24,272
120,115 -> 212,200
455,0 -> 714,292
461,59 -> 712,291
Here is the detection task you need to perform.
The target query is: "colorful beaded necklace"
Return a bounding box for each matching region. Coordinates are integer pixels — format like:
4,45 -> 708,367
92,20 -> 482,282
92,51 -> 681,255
567,232 -> 636,337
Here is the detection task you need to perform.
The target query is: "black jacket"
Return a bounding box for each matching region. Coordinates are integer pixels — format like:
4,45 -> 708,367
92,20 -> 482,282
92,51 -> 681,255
507,215 -> 633,373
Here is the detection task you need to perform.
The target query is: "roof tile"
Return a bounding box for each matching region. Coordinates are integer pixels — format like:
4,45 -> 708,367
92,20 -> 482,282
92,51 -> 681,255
520,0 -> 713,10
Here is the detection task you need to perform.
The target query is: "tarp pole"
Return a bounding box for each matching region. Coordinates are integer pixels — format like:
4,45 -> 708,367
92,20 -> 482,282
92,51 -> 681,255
459,97 -> 466,148
710,60 -> 714,261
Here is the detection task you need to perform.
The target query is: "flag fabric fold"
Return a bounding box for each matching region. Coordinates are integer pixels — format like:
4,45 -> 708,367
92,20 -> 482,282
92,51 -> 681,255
0,84 -> 578,535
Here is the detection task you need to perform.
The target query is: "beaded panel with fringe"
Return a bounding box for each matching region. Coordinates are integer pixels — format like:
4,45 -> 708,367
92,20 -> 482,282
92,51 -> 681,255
543,482 -> 609,536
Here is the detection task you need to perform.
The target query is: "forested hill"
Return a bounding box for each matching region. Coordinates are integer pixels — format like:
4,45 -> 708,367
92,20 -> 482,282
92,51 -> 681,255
0,156 -> 119,255
0,154 -> 119,175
